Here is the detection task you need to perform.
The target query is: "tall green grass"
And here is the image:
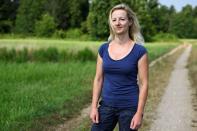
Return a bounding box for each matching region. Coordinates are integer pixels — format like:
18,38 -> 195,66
0,39 -> 102,52
0,62 -> 95,131
0,47 -> 96,63
0,39 -> 179,63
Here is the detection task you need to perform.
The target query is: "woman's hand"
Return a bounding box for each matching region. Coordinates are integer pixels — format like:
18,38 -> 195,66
130,112 -> 143,130
90,107 -> 99,123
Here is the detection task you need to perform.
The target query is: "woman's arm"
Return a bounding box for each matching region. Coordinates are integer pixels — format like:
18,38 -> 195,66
131,53 -> 149,129
90,54 -> 103,123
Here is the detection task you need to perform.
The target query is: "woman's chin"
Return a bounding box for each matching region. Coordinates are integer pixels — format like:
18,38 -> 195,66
115,31 -> 126,35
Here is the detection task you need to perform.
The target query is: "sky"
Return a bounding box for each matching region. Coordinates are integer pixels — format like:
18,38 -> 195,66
159,0 -> 197,11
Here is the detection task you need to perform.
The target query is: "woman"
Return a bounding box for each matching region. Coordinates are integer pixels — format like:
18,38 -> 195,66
90,3 -> 148,131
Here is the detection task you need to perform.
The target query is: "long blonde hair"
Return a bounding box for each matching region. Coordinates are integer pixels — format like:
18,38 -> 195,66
108,3 -> 144,44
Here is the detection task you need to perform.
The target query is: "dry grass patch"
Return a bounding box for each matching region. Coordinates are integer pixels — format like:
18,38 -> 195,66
188,43 -> 197,128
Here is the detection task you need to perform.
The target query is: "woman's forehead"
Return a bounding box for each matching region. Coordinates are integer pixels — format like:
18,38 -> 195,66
111,9 -> 127,18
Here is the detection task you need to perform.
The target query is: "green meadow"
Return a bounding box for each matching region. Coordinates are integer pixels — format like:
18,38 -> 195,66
0,39 -> 180,130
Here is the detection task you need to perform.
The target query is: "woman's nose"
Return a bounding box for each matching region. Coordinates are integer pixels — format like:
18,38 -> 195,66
115,20 -> 120,25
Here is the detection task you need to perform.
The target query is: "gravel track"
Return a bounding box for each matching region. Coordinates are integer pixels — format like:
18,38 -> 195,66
149,45 -> 196,131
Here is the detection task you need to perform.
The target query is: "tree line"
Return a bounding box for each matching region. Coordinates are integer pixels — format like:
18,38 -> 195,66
0,0 -> 197,41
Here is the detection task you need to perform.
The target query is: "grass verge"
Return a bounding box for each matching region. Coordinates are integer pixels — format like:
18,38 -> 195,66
188,43 -> 197,128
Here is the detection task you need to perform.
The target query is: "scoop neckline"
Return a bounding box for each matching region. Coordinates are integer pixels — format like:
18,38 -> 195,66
107,42 -> 136,61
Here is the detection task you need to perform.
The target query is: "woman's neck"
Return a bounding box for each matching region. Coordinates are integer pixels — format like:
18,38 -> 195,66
113,34 -> 131,45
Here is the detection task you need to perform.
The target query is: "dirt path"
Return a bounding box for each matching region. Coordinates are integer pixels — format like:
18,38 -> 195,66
150,44 -> 196,131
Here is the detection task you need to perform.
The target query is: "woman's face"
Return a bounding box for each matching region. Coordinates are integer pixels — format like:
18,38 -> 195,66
111,9 -> 131,36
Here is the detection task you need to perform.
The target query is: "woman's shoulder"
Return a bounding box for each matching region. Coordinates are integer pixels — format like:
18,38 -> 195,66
134,43 -> 147,59
98,42 -> 109,58
134,43 -> 147,51
99,42 -> 109,48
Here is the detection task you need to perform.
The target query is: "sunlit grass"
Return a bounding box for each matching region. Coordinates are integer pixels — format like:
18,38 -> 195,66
0,62 -> 95,131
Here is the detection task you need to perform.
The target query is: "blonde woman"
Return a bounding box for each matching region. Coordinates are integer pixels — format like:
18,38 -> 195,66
90,3 -> 148,131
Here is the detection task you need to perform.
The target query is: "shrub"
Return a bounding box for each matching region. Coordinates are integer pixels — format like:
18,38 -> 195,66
52,30 -> 67,39
152,33 -> 179,42
0,47 -> 96,63
16,48 -> 29,63
32,47 -> 59,62
35,13 -> 56,37
0,47 -> 8,61
6,48 -> 17,61
76,48 -> 96,62
65,28 -> 82,39
45,47 -> 59,62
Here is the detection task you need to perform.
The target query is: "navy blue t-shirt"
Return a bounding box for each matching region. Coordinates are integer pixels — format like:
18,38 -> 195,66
98,42 -> 147,109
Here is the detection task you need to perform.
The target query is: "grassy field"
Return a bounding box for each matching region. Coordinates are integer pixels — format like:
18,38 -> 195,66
0,39 -> 101,52
188,42 -> 197,128
0,62 -> 96,131
0,39 -> 182,130
0,38 -> 179,53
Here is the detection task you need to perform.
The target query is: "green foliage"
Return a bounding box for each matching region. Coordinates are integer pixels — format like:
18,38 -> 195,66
65,28 -> 82,39
15,48 -> 29,62
14,0 -> 47,34
152,33 -> 179,42
45,0 -> 89,30
31,47 -> 59,62
1,0 -> 197,40
35,13 -> 56,37
0,47 -> 96,63
169,5 -> 197,38
87,0 -> 112,40
52,30 -> 67,39
76,48 -> 96,62
0,0 -> 19,33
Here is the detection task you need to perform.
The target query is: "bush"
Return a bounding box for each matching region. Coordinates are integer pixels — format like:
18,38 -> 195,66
35,13 -> 56,37
0,47 -> 96,63
16,48 -> 29,63
65,28 -> 82,39
52,30 -> 67,39
32,47 -> 59,62
152,33 -> 179,42
0,47 -> 8,61
76,48 -> 96,62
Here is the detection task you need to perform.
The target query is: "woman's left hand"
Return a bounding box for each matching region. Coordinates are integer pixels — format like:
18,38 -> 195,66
130,112 -> 143,130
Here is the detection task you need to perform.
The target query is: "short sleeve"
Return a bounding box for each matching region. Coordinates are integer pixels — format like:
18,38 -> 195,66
138,45 -> 147,60
98,43 -> 107,58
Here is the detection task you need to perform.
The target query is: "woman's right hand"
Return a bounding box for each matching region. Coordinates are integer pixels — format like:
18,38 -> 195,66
90,107 -> 99,123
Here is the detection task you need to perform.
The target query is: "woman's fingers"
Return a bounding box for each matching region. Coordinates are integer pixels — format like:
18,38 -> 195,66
95,112 -> 99,123
90,108 -> 99,123
130,118 -> 135,129
130,116 -> 142,130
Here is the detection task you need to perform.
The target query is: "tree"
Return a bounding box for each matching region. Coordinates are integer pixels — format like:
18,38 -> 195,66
0,0 -> 19,33
45,0 -> 89,30
15,0 -> 46,34
87,0 -> 149,40
169,5 -> 196,38
35,13 -> 56,37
